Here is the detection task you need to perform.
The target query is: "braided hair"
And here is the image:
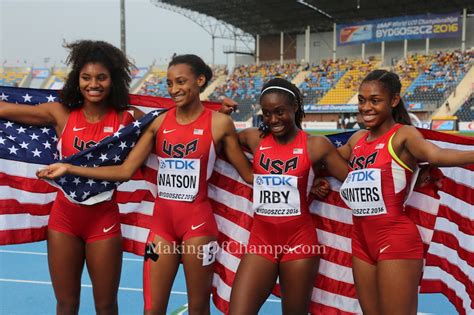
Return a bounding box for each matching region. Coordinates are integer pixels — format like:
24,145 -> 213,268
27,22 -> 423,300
361,69 -> 411,125
258,78 -> 305,136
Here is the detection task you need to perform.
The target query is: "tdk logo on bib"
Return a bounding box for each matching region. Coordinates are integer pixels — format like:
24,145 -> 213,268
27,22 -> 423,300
345,169 -> 376,183
339,168 -> 387,217
158,157 -> 200,202
160,159 -> 195,170
256,175 -> 294,186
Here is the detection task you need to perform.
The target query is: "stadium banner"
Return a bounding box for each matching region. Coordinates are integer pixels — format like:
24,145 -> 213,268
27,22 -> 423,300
304,104 -> 358,113
407,102 -> 423,110
337,12 -> 461,46
459,121 -> 474,131
31,68 -> 50,79
131,67 -> 149,79
233,121 -> 252,129
413,121 -> 432,130
302,121 -> 338,130
431,119 -> 457,131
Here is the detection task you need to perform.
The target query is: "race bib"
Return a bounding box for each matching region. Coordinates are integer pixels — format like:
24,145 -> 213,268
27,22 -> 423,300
340,168 -> 387,216
253,174 -> 301,217
157,157 -> 200,202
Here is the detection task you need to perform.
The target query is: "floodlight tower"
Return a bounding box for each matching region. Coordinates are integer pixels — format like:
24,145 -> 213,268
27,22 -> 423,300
296,0 -> 335,62
150,0 -> 254,66
120,0 -> 126,54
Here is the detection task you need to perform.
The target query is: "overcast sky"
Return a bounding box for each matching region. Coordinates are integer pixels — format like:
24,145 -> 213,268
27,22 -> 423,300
0,0 -> 240,68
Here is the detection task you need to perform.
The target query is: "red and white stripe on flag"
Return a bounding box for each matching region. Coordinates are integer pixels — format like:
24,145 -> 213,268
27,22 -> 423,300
209,129 -> 473,315
0,93 -> 472,314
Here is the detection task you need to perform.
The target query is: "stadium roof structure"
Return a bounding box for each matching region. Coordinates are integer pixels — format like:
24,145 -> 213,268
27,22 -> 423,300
155,0 -> 474,36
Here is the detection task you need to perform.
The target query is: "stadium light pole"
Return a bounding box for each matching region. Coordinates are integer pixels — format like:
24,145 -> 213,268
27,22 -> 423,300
280,32 -> 284,65
296,0 -> 333,19
381,41 -> 385,65
256,34 -> 260,66
234,30 -> 237,68
305,26 -> 310,63
120,0 -> 126,54
332,23 -> 336,61
212,35 -> 215,66
403,39 -> 408,59
461,8 -> 467,52
297,0 -> 334,63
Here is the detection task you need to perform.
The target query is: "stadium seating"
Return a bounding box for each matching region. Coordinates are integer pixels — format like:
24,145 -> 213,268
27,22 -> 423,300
4,49 -> 471,123
403,50 -> 472,110
209,63 -> 300,121
138,65 -> 229,98
318,58 -> 379,105
455,94 -> 474,122
0,67 -> 30,87
299,59 -> 351,105
138,67 -> 168,97
44,68 -> 70,89
394,54 -> 432,94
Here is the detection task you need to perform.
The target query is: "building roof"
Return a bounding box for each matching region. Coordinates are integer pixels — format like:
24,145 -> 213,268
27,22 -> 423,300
159,0 -> 473,36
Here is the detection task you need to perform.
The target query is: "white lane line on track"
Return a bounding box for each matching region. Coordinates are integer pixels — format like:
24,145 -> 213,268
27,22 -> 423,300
1,250 -> 283,303
0,278 -> 282,302
0,249 -> 142,261
0,278 -> 178,294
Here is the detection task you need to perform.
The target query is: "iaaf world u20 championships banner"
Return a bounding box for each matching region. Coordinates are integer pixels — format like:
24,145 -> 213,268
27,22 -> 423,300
337,12 -> 461,46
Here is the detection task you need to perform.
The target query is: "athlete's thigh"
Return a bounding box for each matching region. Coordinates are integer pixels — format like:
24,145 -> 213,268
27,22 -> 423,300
85,235 -> 123,307
229,254 -> 278,315
279,256 -> 319,314
181,236 -> 217,311
47,230 -> 85,302
143,233 -> 180,314
377,259 -> 423,315
352,256 -> 379,315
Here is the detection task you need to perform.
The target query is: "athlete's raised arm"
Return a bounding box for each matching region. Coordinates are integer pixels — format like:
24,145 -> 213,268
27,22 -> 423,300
397,125 -> 474,167
37,114 -> 164,182
0,101 -> 69,133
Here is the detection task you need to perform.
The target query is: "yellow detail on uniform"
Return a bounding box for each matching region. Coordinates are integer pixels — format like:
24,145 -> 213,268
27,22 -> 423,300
388,133 -> 413,172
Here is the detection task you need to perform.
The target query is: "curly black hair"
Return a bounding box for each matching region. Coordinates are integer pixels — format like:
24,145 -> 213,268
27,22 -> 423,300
168,54 -> 213,93
60,40 -> 133,110
258,77 -> 305,136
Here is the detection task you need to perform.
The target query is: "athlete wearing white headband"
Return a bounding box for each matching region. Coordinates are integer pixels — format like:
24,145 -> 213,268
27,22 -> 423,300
228,77 -> 348,315
261,85 -> 296,97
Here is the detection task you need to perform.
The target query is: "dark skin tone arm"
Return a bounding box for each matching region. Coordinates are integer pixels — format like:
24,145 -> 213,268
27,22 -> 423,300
125,106 -> 145,120
37,109 -> 254,184
237,128 -> 261,154
336,130 -> 369,161
309,130 -> 367,198
237,128 -> 348,182
36,113 -> 164,182
212,112 -> 253,184
218,97 -> 238,115
0,101 -> 143,135
0,101 -> 69,135
307,135 -> 348,182
392,125 -> 474,168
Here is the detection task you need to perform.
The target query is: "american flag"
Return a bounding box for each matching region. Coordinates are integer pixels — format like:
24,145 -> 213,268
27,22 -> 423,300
0,87 -> 472,314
